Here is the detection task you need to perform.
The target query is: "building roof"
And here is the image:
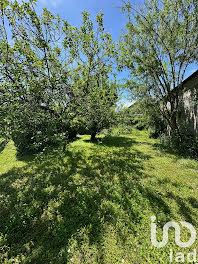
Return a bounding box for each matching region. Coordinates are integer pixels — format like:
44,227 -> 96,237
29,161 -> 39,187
182,69 -> 198,86
172,69 -> 198,95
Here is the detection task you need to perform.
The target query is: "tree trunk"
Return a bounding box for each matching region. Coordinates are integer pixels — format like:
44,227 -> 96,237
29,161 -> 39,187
91,132 -> 96,141
169,109 -> 184,142
170,99 -> 180,130
170,114 -> 178,132
62,142 -> 67,152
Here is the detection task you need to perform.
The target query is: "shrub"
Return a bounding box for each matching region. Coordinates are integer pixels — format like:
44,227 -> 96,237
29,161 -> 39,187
10,109 -> 75,154
160,131 -> 198,158
104,125 -> 133,137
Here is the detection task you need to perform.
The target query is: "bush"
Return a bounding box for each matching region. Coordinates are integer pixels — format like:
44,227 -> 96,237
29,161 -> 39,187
104,125 -> 133,137
160,131 -> 198,158
12,130 -> 68,154
10,109 -> 76,154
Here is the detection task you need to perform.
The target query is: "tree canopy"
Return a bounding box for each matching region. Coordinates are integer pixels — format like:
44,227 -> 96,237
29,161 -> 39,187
0,0 -> 118,153
119,0 -> 198,134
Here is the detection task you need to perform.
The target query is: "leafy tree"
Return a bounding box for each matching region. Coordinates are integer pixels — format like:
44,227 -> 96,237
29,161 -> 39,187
115,105 -> 134,126
0,1 -> 118,152
119,0 -> 198,137
131,98 -> 167,136
63,12 -> 118,141
0,0 -> 75,153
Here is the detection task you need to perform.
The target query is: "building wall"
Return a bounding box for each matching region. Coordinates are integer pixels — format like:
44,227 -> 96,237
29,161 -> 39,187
177,73 -> 198,134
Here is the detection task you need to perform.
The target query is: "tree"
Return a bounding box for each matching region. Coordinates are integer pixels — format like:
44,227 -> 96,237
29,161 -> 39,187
63,12 -> 118,141
0,1 -> 118,152
0,0 -> 76,153
119,0 -> 198,137
131,98 -> 167,136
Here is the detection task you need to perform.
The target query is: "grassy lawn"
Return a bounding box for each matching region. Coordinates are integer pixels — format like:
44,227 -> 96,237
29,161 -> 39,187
0,130 -> 198,263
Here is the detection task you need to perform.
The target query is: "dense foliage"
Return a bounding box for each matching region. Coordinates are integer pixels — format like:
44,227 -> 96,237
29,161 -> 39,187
119,0 -> 198,136
0,0 -> 118,153
63,12 -> 118,140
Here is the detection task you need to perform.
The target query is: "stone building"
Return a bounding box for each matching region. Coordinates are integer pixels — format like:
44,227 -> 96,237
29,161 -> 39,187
172,70 -> 198,134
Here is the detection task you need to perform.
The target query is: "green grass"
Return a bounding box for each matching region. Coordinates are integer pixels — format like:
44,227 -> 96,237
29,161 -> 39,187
0,130 -> 198,263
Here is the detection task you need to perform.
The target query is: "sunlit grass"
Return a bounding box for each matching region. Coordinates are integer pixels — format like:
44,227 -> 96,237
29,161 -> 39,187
0,130 -> 198,263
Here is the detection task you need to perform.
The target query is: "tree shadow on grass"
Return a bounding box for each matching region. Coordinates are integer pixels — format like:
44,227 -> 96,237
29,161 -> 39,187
150,176 -> 198,228
165,191 -> 198,226
152,142 -> 193,160
84,136 -> 137,148
0,135 -> 180,263
0,140 -> 8,153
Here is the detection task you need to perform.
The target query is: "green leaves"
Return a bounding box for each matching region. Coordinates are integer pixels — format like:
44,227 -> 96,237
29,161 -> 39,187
119,0 -> 198,134
0,1 -> 118,152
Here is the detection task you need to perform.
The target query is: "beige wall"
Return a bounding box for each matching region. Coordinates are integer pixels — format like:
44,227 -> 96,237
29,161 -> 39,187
177,74 -> 198,134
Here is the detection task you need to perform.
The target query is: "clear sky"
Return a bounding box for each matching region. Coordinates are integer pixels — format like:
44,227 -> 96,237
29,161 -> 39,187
34,0 -> 197,106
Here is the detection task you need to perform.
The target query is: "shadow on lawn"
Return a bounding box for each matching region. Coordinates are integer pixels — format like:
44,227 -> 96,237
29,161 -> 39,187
152,142 -> 193,160
84,136 -> 137,148
0,135 -> 195,263
0,140 -> 8,153
165,191 -> 198,226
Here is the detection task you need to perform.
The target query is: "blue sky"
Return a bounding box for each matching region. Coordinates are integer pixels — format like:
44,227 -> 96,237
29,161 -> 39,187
38,0 -> 127,41
34,0 -> 197,106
